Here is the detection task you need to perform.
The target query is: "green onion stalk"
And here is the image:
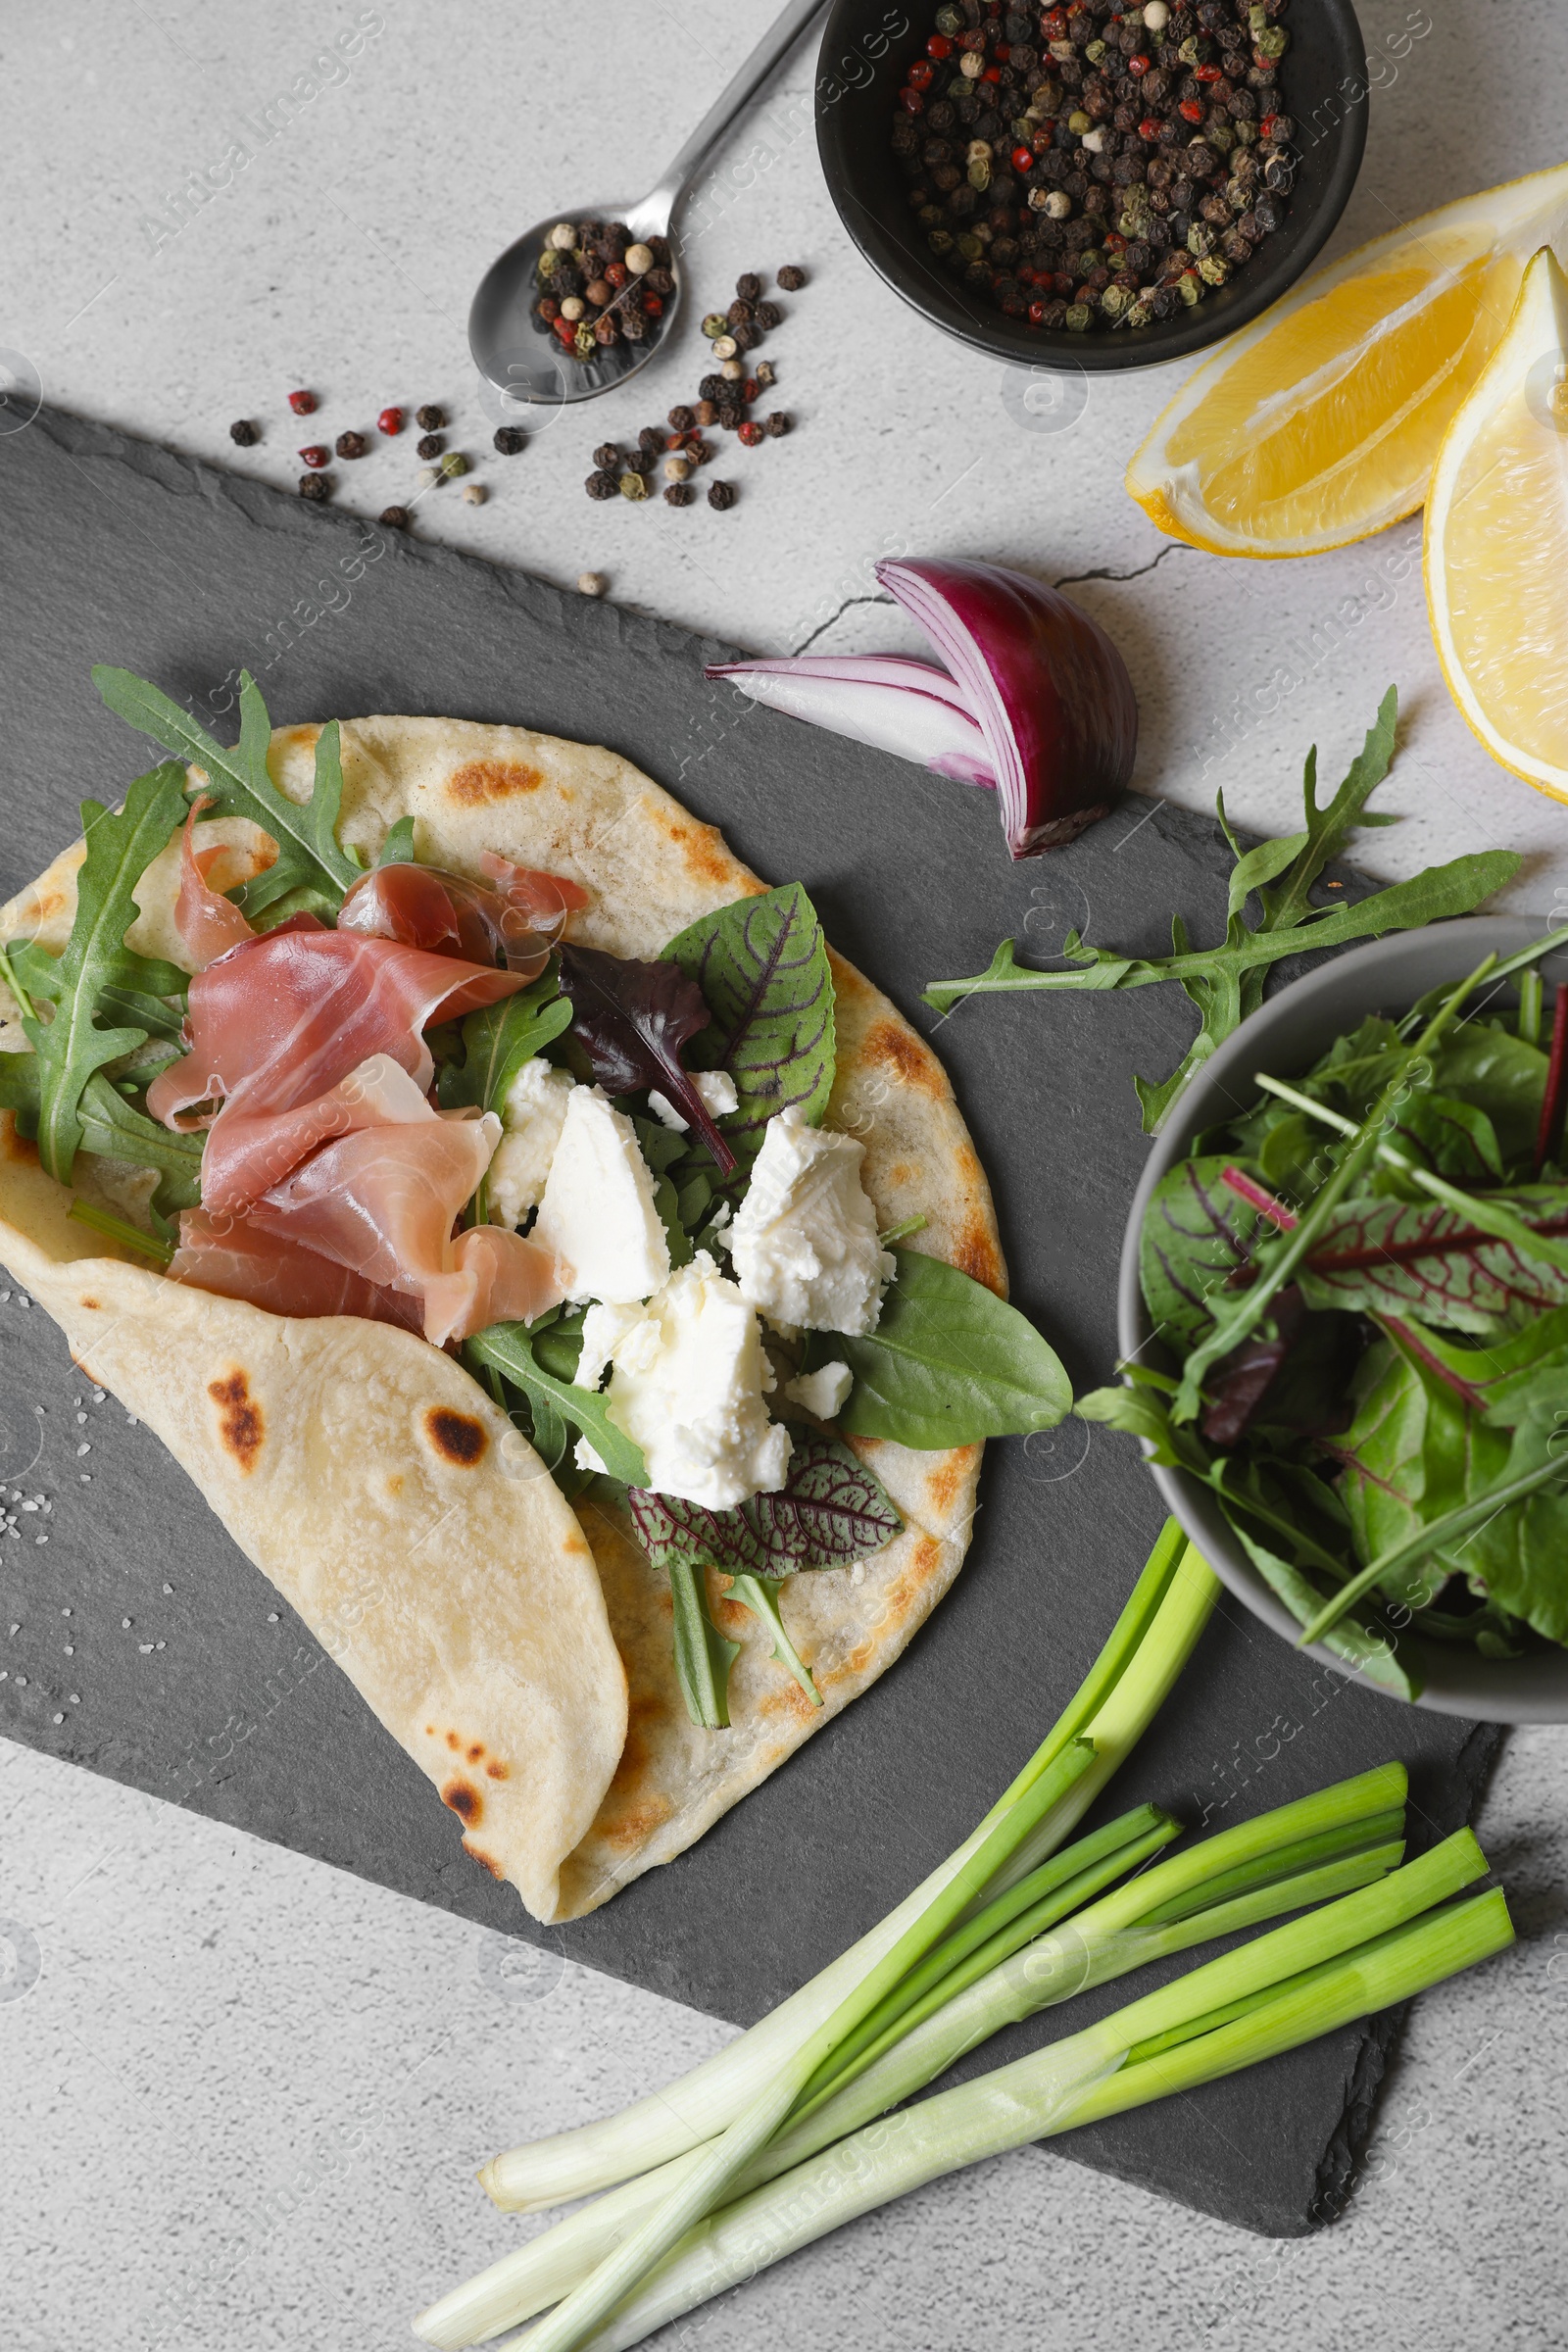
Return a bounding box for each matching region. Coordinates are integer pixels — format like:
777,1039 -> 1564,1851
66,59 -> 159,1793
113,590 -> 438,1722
503,1844 -> 1511,2352
477,1522 -> 1217,2220
415,1767 -> 1408,2351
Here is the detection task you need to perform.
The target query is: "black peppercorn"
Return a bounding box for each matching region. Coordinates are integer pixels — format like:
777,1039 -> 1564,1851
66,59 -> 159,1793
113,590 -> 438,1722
646,266 -> 675,295
664,482 -> 694,507
775,265 -> 806,289
731,321 -> 760,352
716,405 -> 742,433
593,442 -> 621,470
416,432 -> 445,461
416,404 -> 445,431
493,425 -> 526,456
299,472 -> 331,501
727,297 -> 755,326
586,469 -> 618,500
707,479 -> 736,511
762,411 -> 791,437
687,437 -> 713,466
228,419 -> 259,446
335,430 -> 368,460
638,425 -> 663,456
667,405 -> 695,432
621,312 -> 647,341
735,271 -> 761,300
755,300 -> 782,330
379,505 -> 410,529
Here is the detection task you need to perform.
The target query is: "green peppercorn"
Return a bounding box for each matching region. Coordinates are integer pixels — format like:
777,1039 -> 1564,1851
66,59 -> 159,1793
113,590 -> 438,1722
1188,221 -> 1216,258
1255,26 -> 1288,57
1064,303 -> 1092,331
968,155 -> 992,191
1101,285 -> 1131,319
935,0 -> 962,29
1199,251 -> 1231,284
1067,109 -> 1092,133
618,470 -> 649,501
538,250 -> 560,278
956,230 -> 984,260
440,452 -> 469,479
1177,269 -> 1203,307
701,313 -> 728,339
928,229 -> 955,255
1207,120 -> 1235,153
1125,297 -> 1155,327
1085,37 -> 1106,61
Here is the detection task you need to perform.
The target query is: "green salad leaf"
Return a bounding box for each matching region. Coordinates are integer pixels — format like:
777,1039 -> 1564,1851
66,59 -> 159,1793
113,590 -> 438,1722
437,971 -> 572,1117
13,764 -> 188,1183
1296,1186 -> 1568,1335
1139,1155 -> 1265,1354
465,1321 -> 649,1488
816,1248 -> 1071,1448
924,692 -> 1522,1133
663,883 -> 835,1190
93,666 -> 360,918
378,813 -> 417,866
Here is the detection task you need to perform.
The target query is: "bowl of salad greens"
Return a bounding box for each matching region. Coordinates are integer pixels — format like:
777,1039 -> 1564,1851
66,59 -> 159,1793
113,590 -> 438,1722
1102,916 -> 1568,1721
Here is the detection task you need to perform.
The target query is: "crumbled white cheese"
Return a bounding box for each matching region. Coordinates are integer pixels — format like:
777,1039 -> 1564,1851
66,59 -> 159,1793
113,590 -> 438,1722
730,1106 -> 894,1337
488,1058 -> 575,1229
573,1438 -> 609,1476
647,1070 -> 741,1133
578,1251 -> 790,1507
534,1087 -> 671,1304
786,1360 -> 854,1420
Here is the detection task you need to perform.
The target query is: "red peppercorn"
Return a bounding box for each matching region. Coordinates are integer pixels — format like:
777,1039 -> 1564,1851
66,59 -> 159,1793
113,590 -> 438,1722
605,261 -> 628,288
1259,113 -> 1280,138
742,377 -> 760,401
737,419 -> 763,447
298,444 -> 329,467
538,295 -> 561,321
982,64 -> 1001,81
1196,61 -> 1222,81
1103,229 -> 1127,255
994,42 -> 1010,61
1032,125 -> 1054,152
1054,270 -> 1075,297
927,30 -> 952,56
1027,298 -> 1048,324
1139,116 -> 1163,140
552,317 -> 577,348
1042,6 -> 1067,31
899,85 -> 924,112
907,58 -> 934,88
1179,96 -> 1204,122
1011,144 -> 1035,173
957,28 -> 985,48
288,389 -> 317,416
643,293 -> 663,317
377,406 -> 405,435
1127,51 -> 1151,74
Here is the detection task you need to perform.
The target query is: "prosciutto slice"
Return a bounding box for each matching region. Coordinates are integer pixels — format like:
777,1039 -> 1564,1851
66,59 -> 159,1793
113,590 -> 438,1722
168,1211 -> 425,1332
147,927 -> 526,1131
338,857 -> 590,980
246,1113 -> 564,1346
172,797 -> 259,970
199,1053 -> 437,1219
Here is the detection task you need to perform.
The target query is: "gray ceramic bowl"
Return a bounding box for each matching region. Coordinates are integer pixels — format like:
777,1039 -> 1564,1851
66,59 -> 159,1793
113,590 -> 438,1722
1118,918 -> 1568,1723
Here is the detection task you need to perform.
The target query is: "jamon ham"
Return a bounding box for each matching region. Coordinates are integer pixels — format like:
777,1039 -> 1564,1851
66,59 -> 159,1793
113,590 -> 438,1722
245,1115 -> 564,1345
147,928 -> 526,1132
199,1053 -> 437,1219
168,1212 -> 426,1332
172,796 -> 260,969
338,858 -> 590,980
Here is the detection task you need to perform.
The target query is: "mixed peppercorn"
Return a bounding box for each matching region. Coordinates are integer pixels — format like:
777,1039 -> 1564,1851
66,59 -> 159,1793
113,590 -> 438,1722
226,386 -> 527,519
580,265 -> 803,512
533,219 -> 676,359
892,0 -> 1293,331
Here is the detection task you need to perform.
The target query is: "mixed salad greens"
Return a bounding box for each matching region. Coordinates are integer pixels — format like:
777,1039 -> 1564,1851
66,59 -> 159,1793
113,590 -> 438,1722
0,665 -> 1073,1733
1081,931 -> 1568,1695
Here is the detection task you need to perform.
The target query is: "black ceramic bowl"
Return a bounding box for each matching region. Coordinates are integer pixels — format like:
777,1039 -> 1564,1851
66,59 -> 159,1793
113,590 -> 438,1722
815,0 -> 1369,372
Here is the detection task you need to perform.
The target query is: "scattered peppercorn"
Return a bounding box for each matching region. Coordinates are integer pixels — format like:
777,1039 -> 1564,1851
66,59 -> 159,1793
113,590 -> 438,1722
695,399 -> 718,427
763,411 -> 792,436
378,406 -> 405,435
893,0 -> 1291,334
593,442 -> 621,469
708,480 -> 736,510
664,482 -> 694,506
462,482 -> 486,506
586,470 -> 618,499
298,444 -> 330,468
755,300 -> 783,330
416,403 -> 445,430
619,470 -> 649,502
755,360 -> 777,387
298,472 -> 331,501
736,271 -> 761,300
737,419 -> 764,447
493,425 -> 526,455
379,505 -> 410,528
577,571 -> 608,596
775,265 -> 806,289
668,404 -> 695,431
335,430 -> 368,460
440,452 -> 469,478
228,419 -> 260,446
417,432 -> 445,460
288,389 -> 318,415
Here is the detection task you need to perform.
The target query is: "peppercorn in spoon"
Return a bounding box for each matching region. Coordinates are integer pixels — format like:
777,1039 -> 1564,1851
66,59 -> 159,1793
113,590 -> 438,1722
468,0 -> 824,411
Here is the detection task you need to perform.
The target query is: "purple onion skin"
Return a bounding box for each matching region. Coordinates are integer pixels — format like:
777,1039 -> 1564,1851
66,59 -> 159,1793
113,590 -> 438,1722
882,559 -> 1139,858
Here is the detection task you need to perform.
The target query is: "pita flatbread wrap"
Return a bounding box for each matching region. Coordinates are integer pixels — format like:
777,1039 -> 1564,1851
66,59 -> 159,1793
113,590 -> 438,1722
0,715 -> 1003,1923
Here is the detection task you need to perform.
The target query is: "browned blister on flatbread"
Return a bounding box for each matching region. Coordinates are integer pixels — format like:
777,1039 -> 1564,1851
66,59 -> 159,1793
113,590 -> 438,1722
0,715 -> 1001,1923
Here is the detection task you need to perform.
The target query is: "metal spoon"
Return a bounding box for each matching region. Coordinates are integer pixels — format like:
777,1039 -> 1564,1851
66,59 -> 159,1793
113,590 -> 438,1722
469,0 -> 825,414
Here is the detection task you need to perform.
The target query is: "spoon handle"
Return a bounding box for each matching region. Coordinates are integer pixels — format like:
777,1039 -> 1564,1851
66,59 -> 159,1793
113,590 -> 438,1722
641,0 -> 827,228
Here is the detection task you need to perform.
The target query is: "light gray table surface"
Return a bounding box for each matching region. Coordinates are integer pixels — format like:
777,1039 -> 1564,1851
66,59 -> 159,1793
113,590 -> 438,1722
2,6 -> 1566,2348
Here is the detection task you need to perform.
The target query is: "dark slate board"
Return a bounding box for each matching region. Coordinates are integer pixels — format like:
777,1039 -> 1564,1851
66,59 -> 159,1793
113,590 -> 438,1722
0,407 -> 1502,2237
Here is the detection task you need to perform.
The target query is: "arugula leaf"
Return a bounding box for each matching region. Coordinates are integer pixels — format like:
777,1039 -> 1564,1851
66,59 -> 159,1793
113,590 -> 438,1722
663,883 -> 836,1187
558,942 -> 736,1174
92,666 -> 359,917
378,814 -> 417,866
436,972 -> 572,1116
465,1322 -> 649,1487
923,691 -> 1522,1134
77,1077 -> 203,1214
814,1248 -> 1070,1448
20,765 -> 188,1183
628,1429 -> 903,1721
13,936 -> 188,1006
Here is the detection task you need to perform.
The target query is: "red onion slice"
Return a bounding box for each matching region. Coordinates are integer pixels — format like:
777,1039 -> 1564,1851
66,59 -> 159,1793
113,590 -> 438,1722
878,559 -> 1137,857
704,654 -> 997,788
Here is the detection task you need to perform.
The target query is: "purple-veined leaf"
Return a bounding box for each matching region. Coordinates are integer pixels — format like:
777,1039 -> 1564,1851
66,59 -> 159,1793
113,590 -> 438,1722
628,1426 -> 902,1580
1139,1154 -> 1268,1354
558,942 -> 735,1174
1298,1186 -> 1568,1334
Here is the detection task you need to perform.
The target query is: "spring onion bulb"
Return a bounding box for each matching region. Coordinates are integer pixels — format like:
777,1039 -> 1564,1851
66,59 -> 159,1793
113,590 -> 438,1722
508,1857 -> 1511,2352
703,559 -> 1138,861
478,1524 -> 1215,2216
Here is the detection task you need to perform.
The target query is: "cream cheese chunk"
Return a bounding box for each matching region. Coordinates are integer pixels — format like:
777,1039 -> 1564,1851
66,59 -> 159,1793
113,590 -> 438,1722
533,1086 -> 671,1305
576,1251 -> 791,1507
487,1058 -> 575,1230
647,1069 -> 741,1133
729,1105 -> 895,1337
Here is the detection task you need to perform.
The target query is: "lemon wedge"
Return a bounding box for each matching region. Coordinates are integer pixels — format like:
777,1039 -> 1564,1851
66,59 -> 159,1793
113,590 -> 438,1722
1126,162 -> 1568,560
1425,245 -> 1568,805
